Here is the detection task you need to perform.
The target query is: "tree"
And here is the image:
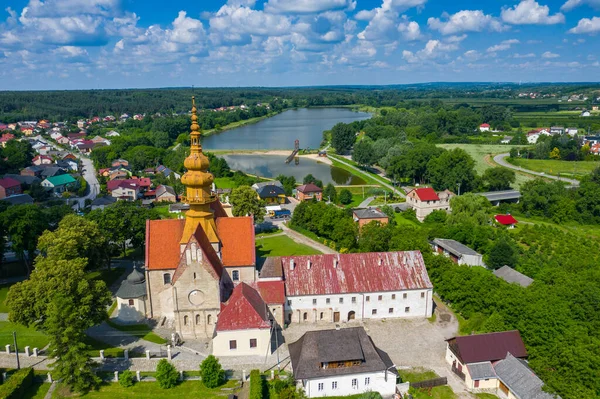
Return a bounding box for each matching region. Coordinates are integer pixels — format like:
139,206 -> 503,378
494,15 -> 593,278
303,174 -> 323,188
330,217 -> 358,251
338,189 -> 353,205
229,186 -> 265,223
487,237 -> 519,269
37,214 -> 110,270
120,370 -> 135,388
2,205 -> 48,273
323,183 -> 337,203
482,167 -> 516,191
447,193 -> 492,226
200,355 -> 225,388
386,143 -> 443,184
509,147 -> 519,158
352,139 -> 375,166
331,122 -> 356,154
155,359 -> 179,389
427,148 -> 477,192
87,201 -> 159,256
358,222 -> 392,252
276,175 -> 296,196
550,147 -> 561,160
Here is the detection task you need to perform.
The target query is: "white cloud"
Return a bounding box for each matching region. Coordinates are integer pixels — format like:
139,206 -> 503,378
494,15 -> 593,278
561,0 -> 600,11
428,10 -> 505,35
402,39 -> 458,63
487,39 -> 520,52
265,0 -> 355,14
463,50 -> 481,61
501,0 -> 565,25
169,11 -> 205,44
52,45 -> 88,57
356,0 -> 427,42
446,34 -> 467,43
513,52 -> 536,58
21,0 -> 120,18
397,18 -> 421,41
568,16 -> 600,33
542,51 -> 559,58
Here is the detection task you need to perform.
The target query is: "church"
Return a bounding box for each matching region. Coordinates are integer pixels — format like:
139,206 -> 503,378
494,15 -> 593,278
136,98 -> 433,357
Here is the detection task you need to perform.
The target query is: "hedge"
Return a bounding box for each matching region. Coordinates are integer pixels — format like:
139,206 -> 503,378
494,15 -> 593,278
249,369 -> 265,399
0,367 -> 34,399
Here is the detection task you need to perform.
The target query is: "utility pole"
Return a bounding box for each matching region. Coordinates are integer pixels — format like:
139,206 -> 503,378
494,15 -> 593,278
13,332 -> 20,370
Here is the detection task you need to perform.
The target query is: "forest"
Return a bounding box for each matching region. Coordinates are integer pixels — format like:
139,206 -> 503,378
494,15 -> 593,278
2,82 -> 600,121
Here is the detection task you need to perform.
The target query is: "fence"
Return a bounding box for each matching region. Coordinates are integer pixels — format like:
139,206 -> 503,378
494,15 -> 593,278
411,377 -> 448,389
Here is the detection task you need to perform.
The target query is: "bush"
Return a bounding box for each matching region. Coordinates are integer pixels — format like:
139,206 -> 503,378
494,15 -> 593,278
119,370 -> 135,388
155,359 -> 179,389
359,392 -> 383,399
339,189 -> 353,205
0,367 -> 34,398
200,355 -> 225,388
249,369 -> 265,399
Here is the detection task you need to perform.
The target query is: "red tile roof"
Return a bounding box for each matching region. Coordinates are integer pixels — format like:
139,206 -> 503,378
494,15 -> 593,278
495,214 -> 518,225
480,123 -> 490,127
297,183 -> 322,193
145,219 -> 185,270
107,178 -> 151,192
216,216 -> 255,267
446,330 -> 527,364
0,177 -> 21,189
412,187 -> 439,201
256,280 -> 285,305
281,251 -> 432,296
216,283 -> 271,332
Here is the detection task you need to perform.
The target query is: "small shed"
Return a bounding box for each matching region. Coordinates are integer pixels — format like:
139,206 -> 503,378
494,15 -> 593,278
431,238 -> 485,267
115,268 -> 148,322
493,266 -> 533,287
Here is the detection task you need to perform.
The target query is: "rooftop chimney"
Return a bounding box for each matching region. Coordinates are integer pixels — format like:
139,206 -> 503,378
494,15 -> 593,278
290,259 -> 295,271
333,258 -> 338,268
307,260 -> 311,270
378,257 -> 383,266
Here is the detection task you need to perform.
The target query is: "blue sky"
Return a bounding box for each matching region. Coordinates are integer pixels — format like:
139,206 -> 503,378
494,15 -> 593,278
1,0 -> 599,90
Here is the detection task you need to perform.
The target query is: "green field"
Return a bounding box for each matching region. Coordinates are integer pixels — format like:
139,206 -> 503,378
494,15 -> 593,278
0,321 -> 49,350
256,235 -> 321,257
506,157 -> 600,179
52,379 -> 240,398
438,144 -> 533,188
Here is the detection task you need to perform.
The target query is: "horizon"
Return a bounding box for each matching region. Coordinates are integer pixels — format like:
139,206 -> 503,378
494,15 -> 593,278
1,0 -> 600,90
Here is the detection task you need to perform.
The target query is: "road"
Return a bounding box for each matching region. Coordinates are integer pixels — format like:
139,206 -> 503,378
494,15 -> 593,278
330,155 -> 405,197
75,156 -> 100,209
493,153 -> 580,187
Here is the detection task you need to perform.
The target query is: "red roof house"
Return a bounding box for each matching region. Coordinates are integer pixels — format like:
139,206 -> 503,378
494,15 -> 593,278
495,214 -> 518,227
0,177 -> 22,199
32,155 -> 52,166
446,330 -> 527,365
411,187 -> 440,202
216,283 -> 271,332
295,183 -> 323,202
0,133 -> 15,147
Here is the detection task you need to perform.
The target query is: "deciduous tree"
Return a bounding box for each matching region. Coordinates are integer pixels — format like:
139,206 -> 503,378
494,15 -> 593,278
482,167 -> 516,191
200,355 -> 225,388
230,186 -> 265,223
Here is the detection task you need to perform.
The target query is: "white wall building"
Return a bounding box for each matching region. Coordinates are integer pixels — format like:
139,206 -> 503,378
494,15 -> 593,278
405,188 -> 455,222
289,327 -> 398,398
277,252 -> 433,325
431,238 -> 485,267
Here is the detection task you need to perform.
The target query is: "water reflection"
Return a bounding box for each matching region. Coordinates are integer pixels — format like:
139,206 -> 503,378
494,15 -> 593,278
202,108 -> 371,150
221,154 -> 366,186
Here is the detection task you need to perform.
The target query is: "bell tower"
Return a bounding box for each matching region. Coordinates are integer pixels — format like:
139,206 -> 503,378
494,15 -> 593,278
180,97 -> 220,245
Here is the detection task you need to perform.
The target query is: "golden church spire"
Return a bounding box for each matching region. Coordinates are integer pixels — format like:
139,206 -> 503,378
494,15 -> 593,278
180,97 -> 219,245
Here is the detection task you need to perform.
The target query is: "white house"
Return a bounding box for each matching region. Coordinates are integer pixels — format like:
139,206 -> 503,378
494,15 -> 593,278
115,268 -> 148,322
526,128 -> 551,144
431,238 -> 485,267
212,283 -> 272,357
106,130 -> 120,137
405,187 -> 455,222
289,327 -> 398,398
581,110 -> 591,117
566,127 -> 578,136
280,251 -> 433,324
479,123 -> 490,132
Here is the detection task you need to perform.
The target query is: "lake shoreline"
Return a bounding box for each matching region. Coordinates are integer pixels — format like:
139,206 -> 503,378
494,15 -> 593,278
208,150 -> 334,165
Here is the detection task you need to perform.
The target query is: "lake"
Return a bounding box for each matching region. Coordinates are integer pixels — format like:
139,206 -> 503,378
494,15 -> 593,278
201,107 -> 371,150
221,154 -> 366,186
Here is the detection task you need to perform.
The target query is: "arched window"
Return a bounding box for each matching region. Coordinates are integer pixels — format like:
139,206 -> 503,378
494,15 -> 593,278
183,315 -> 188,326
303,312 -> 308,321
207,315 -> 212,325
196,314 -> 201,325
320,312 -> 324,320
163,273 -> 171,285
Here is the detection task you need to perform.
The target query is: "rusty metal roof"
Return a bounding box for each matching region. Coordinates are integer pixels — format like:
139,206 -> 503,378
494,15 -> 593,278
281,251 -> 432,296
446,330 -> 528,364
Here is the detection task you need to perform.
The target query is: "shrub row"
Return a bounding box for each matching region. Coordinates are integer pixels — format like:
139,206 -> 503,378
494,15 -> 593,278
0,367 -> 34,399
249,369 -> 264,399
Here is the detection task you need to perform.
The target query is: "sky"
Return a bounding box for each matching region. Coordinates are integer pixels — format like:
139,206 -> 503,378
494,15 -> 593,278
1,0 -> 600,90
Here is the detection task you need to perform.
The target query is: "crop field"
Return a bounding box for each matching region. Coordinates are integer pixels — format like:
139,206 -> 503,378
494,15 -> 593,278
507,158 -> 600,179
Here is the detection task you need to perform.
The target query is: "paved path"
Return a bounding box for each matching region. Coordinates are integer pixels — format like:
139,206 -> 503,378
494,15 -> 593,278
357,196 -> 374,208
493,153 -> 580,187
280,225 -> 337,254
330,155 -> 405,197
44,381 -> 57,399
73,156 -> 100,209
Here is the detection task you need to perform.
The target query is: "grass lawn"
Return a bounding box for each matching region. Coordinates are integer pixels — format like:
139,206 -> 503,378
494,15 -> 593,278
335,185 -> 375,208
104,319 -> 167,345
506,157 -> 600,180
213,177 -> 239,189
475,394 -> 499,399
86,268 -> 126,288
410,386 -> 457,399
82,335 -> 124,358
0,283 -> 13,313
24,381 -> 52,399
398,368 -> 439,383
153,205 -> 177,219
394,212 -> 422,228
0,321 -> 49,349
256,235 -> 321,257
52,379 -> 240,398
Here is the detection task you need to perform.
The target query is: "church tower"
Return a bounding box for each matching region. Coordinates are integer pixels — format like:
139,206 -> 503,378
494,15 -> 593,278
180,97 -> 220,245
